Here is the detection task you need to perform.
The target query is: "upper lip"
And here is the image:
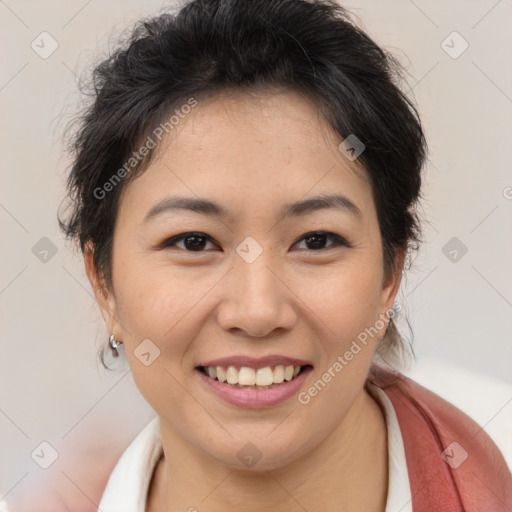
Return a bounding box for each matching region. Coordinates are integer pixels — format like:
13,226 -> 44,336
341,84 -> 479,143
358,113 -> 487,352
197,355 -> 313,370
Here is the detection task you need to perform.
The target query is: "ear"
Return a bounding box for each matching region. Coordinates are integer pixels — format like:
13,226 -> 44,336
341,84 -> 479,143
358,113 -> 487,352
379,246 -> 406,314
84,242 -> 122,338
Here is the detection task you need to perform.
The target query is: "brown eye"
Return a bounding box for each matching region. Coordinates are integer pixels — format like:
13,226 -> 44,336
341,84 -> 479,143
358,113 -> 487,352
158,230 -> 349,253
160,232 -> 217,252
294,231 -> 349,251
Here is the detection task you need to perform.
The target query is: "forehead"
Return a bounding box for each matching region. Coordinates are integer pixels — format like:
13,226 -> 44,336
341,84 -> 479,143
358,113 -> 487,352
118,89 -> 374,225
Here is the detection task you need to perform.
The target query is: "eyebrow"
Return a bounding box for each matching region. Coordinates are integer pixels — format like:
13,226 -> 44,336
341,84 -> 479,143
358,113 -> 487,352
143,193 -> 362,223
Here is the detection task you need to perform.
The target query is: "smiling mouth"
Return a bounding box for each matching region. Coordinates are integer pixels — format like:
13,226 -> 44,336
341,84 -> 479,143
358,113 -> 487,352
197,364 -> 313,389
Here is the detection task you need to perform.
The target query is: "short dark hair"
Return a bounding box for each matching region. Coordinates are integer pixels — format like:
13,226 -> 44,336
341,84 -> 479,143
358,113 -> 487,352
58,0 -> 427,370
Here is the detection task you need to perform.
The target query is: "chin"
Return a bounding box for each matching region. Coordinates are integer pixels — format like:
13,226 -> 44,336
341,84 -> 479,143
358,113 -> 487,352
204,435 -> 313,473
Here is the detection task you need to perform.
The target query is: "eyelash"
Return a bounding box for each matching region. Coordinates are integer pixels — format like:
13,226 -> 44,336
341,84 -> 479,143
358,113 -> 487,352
158,231 -> 350,253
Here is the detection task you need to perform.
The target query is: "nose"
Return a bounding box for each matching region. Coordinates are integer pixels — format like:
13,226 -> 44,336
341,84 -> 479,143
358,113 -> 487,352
216,252 -> 297,338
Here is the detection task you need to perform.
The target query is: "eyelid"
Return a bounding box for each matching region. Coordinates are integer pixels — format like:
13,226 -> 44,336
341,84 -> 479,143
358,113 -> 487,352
292,231 -> 350,250
157,231 -> 350,252
156,232 -> 219,251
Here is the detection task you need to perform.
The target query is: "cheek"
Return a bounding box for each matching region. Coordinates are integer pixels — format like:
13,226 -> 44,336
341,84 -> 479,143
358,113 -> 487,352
116,277 -> 196,415
114,257 -> 195,331
304,261 -> 383,323
305,267 -> 385,373
113,262 -> 219,379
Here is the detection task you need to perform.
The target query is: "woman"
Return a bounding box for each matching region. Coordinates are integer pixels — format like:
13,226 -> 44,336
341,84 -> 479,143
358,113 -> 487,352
58,0 -> 512,510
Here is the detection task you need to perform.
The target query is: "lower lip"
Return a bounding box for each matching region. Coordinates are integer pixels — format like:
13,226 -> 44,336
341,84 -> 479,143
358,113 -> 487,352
195,366 -> 313,409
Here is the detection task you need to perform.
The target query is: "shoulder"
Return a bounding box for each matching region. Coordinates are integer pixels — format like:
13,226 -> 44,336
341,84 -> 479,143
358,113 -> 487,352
368,356 -> 512,468
401,355 -> 512,470
368,359 -> 512,509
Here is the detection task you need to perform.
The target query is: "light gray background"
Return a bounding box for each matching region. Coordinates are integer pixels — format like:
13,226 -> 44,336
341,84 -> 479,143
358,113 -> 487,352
1,0 -> 511,509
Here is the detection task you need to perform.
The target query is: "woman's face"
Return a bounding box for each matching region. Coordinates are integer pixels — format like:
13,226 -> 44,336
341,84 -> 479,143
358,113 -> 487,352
86,90 -> 401,471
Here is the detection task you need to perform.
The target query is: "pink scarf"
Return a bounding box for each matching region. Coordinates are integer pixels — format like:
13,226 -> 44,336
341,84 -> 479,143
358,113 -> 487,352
366,363 -> 512,511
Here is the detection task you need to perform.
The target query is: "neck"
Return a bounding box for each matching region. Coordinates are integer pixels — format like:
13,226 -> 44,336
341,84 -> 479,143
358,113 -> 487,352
147,388 -> 388,512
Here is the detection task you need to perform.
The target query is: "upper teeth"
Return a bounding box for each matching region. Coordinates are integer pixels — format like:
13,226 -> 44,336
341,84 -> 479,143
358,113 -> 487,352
204,365 -> 302,385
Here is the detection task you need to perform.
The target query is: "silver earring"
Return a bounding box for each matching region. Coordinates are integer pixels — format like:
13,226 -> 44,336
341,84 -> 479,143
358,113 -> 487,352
109,334 -> 123,357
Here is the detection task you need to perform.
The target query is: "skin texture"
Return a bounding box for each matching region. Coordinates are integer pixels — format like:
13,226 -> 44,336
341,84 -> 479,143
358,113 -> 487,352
85,89 -> 404,511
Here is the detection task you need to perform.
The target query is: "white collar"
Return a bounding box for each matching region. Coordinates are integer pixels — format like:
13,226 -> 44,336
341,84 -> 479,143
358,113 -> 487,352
98,386 -> 412,511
